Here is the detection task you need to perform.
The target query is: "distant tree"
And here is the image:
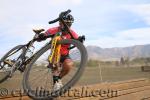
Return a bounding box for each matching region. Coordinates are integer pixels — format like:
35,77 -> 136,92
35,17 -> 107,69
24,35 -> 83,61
120,57 -> 125,65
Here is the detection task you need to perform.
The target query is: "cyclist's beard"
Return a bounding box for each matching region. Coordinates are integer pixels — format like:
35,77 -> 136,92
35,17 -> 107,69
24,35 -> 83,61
59,22 -> 72,32
61,26 -> 68,32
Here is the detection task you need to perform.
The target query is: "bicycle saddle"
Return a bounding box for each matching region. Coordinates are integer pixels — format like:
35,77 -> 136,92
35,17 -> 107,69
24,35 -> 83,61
33,29 -> 45,34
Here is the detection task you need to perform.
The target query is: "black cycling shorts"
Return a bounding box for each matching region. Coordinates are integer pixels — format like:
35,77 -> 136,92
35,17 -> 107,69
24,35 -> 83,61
60,55 -> 71,63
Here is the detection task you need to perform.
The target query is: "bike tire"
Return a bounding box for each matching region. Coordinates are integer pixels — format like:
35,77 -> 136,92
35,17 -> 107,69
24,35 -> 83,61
23,39 -> 88,100
0,45 -> 26,83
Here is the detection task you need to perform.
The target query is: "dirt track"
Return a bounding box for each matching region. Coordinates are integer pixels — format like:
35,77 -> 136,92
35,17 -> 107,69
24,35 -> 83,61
1,78 -> 150,100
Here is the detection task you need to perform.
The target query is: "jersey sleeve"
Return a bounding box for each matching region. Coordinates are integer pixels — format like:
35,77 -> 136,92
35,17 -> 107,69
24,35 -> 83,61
70,29 -> 79,39
45,27 -> 59,36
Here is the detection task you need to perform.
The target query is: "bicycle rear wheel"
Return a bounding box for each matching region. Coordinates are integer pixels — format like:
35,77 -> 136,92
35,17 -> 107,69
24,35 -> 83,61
23,39 -> 88,100
0,45 -> 25,83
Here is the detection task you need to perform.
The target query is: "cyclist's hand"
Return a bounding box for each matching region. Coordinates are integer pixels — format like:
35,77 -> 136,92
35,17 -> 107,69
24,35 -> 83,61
36,33 -> 47,42
78,35 -> 85,43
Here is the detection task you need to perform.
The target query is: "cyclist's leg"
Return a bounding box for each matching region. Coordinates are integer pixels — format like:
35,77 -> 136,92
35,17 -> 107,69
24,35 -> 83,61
59,56 -> 73,78
52,55 -> 73,84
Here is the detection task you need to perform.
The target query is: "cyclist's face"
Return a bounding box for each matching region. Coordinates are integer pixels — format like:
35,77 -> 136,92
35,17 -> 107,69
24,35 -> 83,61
59,22 -> 64,28
59,22 -> 72,28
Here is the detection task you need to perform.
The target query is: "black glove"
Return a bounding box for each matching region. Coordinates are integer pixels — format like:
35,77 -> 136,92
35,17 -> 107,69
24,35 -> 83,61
78,35 -> 85,43
36,33 -> 47,42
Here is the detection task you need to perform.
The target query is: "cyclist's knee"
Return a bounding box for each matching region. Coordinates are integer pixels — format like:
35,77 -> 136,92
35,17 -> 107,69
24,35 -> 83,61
63,59 -> 73,68
60,59 -> 73,78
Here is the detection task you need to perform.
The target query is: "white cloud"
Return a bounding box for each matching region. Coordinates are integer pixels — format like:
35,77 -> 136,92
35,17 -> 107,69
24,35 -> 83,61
117,27 -> 150,39
86,27 -> 150,48
121,4 -> 150,25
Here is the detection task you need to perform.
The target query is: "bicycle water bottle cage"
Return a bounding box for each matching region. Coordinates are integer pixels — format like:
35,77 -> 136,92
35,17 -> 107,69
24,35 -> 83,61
33,29 -> 45,34
48,36 -> 61,65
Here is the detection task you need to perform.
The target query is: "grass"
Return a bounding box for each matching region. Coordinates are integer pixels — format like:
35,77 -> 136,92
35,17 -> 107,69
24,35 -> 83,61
76,65 -> 150,86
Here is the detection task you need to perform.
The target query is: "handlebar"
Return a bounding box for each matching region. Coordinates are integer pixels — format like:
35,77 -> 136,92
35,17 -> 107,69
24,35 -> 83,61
48,9 -> 71,24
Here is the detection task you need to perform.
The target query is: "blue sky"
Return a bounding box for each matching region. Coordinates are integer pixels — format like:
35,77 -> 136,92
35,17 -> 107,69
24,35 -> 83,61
1,0 -> 150,56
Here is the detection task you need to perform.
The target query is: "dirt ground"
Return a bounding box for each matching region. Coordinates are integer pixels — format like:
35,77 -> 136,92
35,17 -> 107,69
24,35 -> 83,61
1,78 -> 150,100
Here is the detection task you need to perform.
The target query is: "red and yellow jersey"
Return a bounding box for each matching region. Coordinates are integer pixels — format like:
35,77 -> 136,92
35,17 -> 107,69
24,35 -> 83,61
45,26 -> 78,56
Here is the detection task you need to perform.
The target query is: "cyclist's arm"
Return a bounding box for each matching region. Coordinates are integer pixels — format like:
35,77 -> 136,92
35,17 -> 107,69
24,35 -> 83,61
70,29 -> 79,39
70,29 -> 85,43
36,27 -> 58,42
45,27 -> 59,37
68,30 -> 85,50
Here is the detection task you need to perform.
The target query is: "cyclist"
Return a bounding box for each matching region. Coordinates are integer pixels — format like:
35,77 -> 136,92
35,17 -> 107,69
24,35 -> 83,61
37,13 -> 85,91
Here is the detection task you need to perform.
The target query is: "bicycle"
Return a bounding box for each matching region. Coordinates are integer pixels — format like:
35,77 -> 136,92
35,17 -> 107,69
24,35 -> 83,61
0,9 -> 88,99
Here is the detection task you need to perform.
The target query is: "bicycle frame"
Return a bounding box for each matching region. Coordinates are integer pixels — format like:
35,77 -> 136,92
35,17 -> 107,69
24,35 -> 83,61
6,33 -> 45,76
7,31 -> 63,77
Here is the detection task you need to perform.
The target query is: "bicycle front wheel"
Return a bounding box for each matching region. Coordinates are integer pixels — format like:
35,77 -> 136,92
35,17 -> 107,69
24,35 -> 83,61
0,45 -> 26,83
23,39 -> 88,100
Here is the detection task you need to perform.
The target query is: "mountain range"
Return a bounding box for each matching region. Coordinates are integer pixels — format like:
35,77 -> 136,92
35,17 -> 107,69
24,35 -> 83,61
85,44 -> 150,61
